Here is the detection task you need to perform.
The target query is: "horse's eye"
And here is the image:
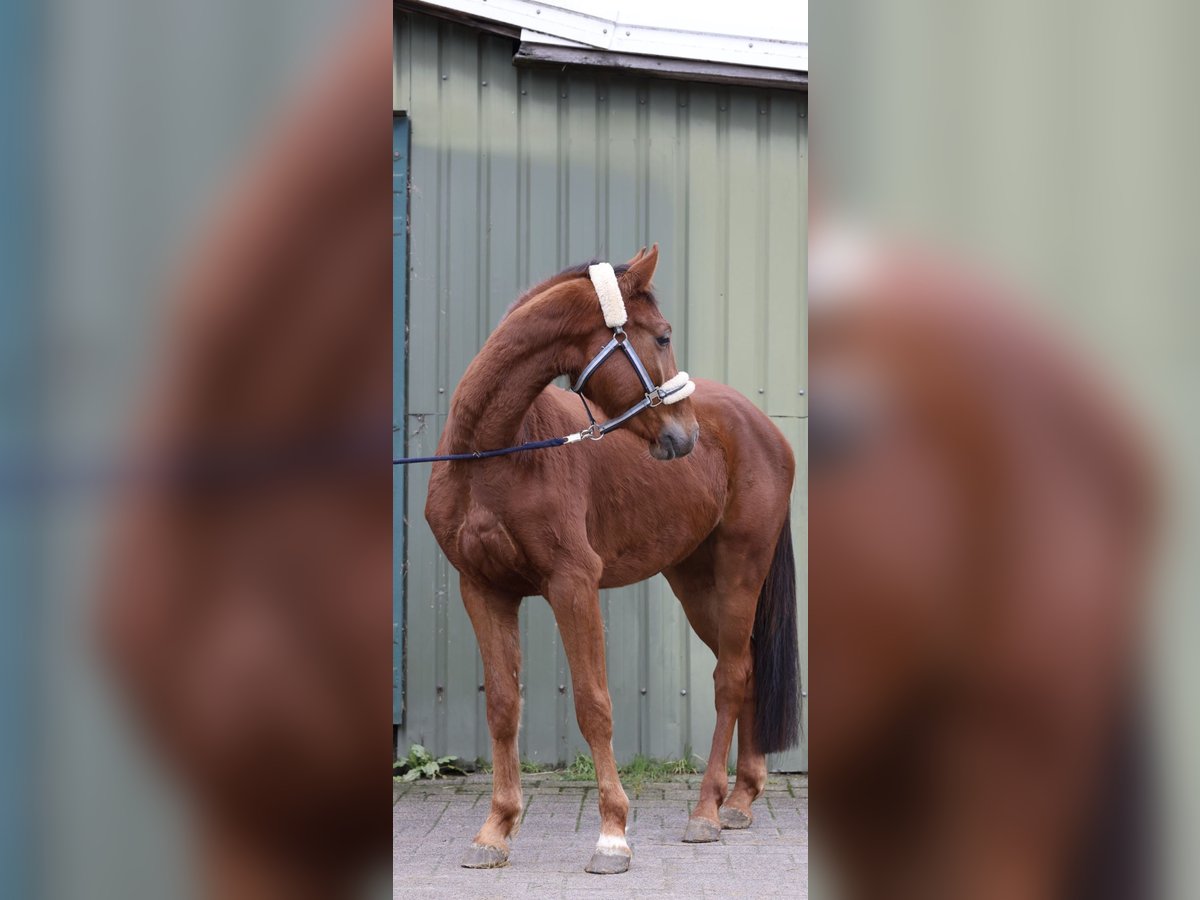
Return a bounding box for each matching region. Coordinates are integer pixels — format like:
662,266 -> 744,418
656,335 -> 671,347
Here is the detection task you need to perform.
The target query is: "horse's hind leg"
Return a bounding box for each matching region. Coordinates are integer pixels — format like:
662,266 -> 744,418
667,595 -> 768,830
667,535 -> 775,843
688,589 -> 756,842
545,557 -> 632,875
459,578 -> 523,869
665,561 -> 770,831
720,676 -> 768,829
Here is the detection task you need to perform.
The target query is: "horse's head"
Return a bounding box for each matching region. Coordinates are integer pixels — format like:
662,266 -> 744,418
572,245 -> 699,460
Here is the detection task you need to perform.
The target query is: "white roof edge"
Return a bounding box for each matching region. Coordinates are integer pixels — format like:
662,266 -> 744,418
422,0 -> 808,74
520,28 -> 589,50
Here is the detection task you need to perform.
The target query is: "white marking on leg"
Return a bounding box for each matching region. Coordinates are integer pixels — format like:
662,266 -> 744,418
594,833 -> 631,857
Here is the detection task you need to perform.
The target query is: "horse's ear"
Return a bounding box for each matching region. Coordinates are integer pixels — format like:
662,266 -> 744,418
620,243 -> 659,292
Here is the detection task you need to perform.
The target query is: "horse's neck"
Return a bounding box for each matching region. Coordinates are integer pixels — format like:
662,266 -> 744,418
443,320 -> 564,452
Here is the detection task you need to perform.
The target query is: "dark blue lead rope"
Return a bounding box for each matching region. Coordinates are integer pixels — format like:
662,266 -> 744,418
0,434 -> 574,500
392,435 -> 569,465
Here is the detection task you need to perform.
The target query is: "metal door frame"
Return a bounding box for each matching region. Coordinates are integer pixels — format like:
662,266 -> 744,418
393,112 -> 411,726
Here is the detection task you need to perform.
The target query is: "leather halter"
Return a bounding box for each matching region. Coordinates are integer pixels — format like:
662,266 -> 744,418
565,263 -> 696,443
392,262 -> 697,463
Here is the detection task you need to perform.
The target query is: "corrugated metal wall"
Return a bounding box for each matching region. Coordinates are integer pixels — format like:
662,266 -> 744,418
394,10 -> 808,771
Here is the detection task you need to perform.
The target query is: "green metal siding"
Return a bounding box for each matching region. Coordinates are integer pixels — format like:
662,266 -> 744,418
0,2 -> 37,890
394,114 -> 410,726
394,10 -> 807,771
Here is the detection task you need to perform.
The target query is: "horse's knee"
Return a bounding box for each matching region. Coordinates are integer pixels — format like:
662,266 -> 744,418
485,691 -> 521,742
573,690 -> 614,744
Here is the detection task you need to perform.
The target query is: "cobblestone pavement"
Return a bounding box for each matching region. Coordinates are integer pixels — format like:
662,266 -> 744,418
393,772 -> 808,899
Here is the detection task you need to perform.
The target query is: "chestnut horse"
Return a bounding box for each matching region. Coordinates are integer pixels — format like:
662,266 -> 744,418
424,246 -> 800,875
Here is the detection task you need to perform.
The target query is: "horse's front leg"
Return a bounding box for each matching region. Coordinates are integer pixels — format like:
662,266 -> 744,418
459,578 -> 524,869
546,563 -> 632,875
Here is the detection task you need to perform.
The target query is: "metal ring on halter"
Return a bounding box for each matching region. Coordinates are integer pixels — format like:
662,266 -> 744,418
647,390 -> 664,408
581,422 -> 605,441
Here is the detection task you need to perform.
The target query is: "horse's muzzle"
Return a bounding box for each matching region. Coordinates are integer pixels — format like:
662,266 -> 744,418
651,423 -> 699,460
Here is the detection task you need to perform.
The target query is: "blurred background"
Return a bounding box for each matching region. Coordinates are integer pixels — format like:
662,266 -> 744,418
814,2 -> 1199,898
6,1 -> 365,897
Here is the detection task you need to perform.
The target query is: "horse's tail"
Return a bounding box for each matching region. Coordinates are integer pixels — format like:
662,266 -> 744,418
753,509 -> 802,755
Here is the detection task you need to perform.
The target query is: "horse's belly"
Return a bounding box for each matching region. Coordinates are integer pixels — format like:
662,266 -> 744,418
593,468 -> 724,588
600,552 -> 695,589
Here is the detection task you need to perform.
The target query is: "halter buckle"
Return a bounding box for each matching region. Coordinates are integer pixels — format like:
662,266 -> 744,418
647,389 -> 665,408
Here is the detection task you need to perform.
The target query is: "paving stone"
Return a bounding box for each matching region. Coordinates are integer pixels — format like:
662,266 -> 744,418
394,772 -> 807,898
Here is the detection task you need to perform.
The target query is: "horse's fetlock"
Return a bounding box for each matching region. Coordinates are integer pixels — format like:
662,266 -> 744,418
494,795 -> 523,827
732,773 -> 766,803
603,784 -> 629,816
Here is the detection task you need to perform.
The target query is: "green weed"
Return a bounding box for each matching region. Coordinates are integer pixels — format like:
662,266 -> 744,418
393,744 -> 465,782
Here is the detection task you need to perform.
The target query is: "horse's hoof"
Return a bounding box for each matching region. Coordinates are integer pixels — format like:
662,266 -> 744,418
681,818 -> 722,843
719,806 -> 753,829
460,842 -> 509,869
585,851 -> 631,874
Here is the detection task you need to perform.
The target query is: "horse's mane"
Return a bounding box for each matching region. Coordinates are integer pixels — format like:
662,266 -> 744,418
502,259 -> 657,320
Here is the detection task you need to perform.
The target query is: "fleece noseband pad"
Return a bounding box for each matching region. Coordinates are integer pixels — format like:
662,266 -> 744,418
660,371 -> 696,404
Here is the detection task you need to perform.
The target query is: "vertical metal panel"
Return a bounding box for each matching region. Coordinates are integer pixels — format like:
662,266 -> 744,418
0,1 -> 36,893
395,10 -> 807,771
440,26 -> 486,762
393,114 -> 409,725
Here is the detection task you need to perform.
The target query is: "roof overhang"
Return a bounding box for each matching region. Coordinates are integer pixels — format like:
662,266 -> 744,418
396,0 -> 807,90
